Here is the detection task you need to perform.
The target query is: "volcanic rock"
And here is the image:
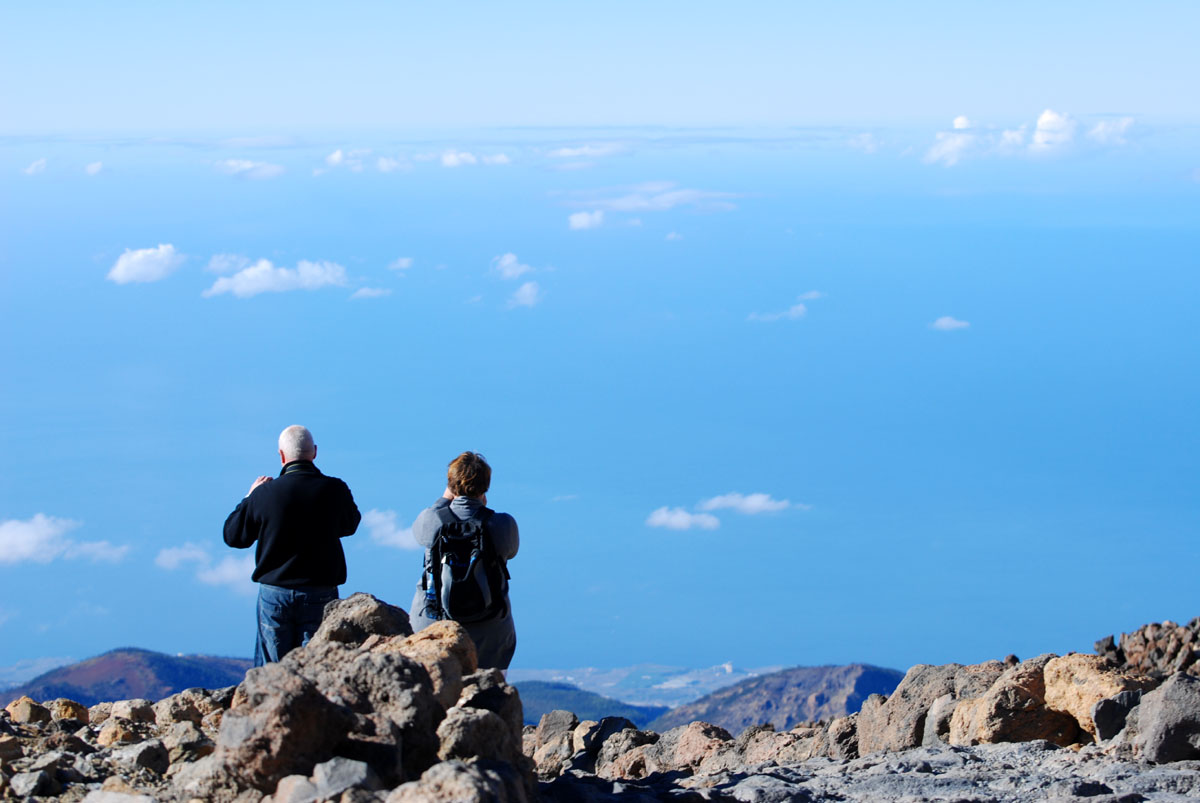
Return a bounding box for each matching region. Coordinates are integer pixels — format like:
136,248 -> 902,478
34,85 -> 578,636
5,695 -> 51,725
1117,671 -> 1200,762
1042,653 -> 1157,738
949,654 -> 1081,746
308,592 -> 413,648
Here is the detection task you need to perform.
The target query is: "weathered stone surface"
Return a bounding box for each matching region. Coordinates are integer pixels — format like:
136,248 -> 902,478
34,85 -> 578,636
89,701 -> 113,725
0,733 -> 23,760
5,695 -> 51,724
857,663 -> 960,754
572,717 -> 635,762
594,728 -> 659,780
1093,689 -> 1144,742
530,709 -> 577,779
111,698 -> 156,724
646,721 -> 732,773
457,669 -> 524,744
10,769 -> 60,797
922,693 -> 958,745
308,592 -> 413,648
376,620 -> 478,711
438,707 -> 521,768
386,758 -> 527,802
270,773 -> 321,803
112,738 -> 170,774
169,753 -> 247,802
949,654 -> 1080,747
80,791 -> 159,803
217,661 -> 354,791
1043,653 -> 1158,738
97,717 -> 141,746
1097,617 -> 1200,678
1120,671 -> 1200,763
163,720 -> 215,763
313,756 -> 383,798
154,690 -> 204,726
47,697 -> 90,723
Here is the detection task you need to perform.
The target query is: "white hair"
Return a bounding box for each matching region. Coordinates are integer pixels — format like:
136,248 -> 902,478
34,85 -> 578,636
278,425 -> 315,461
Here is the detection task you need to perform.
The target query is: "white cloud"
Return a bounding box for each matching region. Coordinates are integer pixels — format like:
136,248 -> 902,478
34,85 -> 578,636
215,159 -> 285,179
23,158 -> 46,175
442,151 -> 478,167
748,303 -> 806,322
155,543 -> 255,595
326,149 -> 345,166
582,182 -> 737,213
798,290 -> 824,300
548,143 -> 625,159
85,161 -> 103,176
350,287 -> 392,300
0,514 -> 129,565
389,257 -> 414,271
202,259 -> 348,298
362,509 -> 419,550
1031,109 -> 1076,151
646,507 -> 720,531
666,231 -> 682,241
1087,117 -> 1135,146
492,253 -> 533,279
107,244 -> 185,284
206,253 -> 252,274
482,154 -> 511,165
377,156 -> 406,173
953,115 -> 972,130
924,132 -> 975,166
848,133 -> 879,153
508,281 -> 542,308
931,316 -> 970,331
568,210 -> 604,230
698,492 -> 794,514
998,126 -> 1027,150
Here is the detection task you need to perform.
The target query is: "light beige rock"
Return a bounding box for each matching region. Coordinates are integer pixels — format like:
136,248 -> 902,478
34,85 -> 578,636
97,717 -> 141,747
1043,653 -> 1158,738
374,620 -> 478,711
154,693 -> 203,727
110,698 -> 155,724
0,733 -> 24,760
47,698 -> 89,723
5,695 -> 51,724
572,720 -> 599,754
89,702 -> 113,725
949,654 -> 1080,747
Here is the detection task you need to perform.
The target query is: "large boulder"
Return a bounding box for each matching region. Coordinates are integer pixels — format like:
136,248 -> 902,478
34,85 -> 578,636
1042,653 -> 1158,738
949,654 -> 1080,746
1118,672 -> 1200,763
308,592 -> 413,648
857,664 -> 960,754
594,728 -> 659,780
530,710 -> 577,779
5,696 -> 50,725
375,620 -> 479,710
215,661 -> 354,791
458,670 -> 524,742
438,707 -> 522,768
644,721 -> 732,774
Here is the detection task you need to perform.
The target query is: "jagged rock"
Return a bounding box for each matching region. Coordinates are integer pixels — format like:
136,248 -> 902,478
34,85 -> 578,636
313,756 -> 383,798
47,697 -> 90,723
572,717 -> 635,764
216,661 -> 354,791
439,707 -> 522,769
1043,653 -> 1158,738
10,769 -> 60,797
857,663 -> 961,754
97,717 -> 141,746
112,738 -> 170,774
89,701 -> 113,725
170,753 -> 248,802
922,693 -> 958,745
46,728 -> 96,755
594,728 -> 659,780
110,698 -> 156,724
269,773 -> 321,803
457,669 -> 524,742
202,708 -> 225,732
375,621 -> 478,711
0,733 -> 23,760
1099,618 -> 1200,678
163,720 -> 215,763
386,758 -> 528,803
949,654 -> 1080,746
5,695 -> 51,724
1118,672 -> 1200,763
646,720 -> 731,774
154,690 -> 204,726
308,592 -> 413,648
530,710 -> 577,778
1093,689 -> 1144,742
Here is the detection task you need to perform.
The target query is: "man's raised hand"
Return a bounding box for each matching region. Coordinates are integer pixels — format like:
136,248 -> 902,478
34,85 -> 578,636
247,476 -> 273,497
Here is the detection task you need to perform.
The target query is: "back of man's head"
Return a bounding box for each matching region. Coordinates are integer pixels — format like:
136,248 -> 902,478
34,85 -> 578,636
279,425 -> 316,462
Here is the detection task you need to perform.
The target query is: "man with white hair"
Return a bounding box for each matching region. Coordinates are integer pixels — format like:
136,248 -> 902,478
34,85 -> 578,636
223,425 -> 361,665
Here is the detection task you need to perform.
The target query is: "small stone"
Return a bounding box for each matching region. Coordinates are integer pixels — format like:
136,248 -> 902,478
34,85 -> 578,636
0,733 -> 23,760
10,769 -> 61,797
89,701 -> 114,725
4,695 -> 51,724
112,738 -> 170,774
313,756 -> 382,798
110,698 -> 156,724
163,721 -> 215,763
272,774 -> 320,803
154,693 -> 203,727
48,698 -> 90,723
98,717 -> 141,746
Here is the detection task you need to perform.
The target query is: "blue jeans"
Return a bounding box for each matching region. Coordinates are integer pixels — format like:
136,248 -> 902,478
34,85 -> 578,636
254,583 -> 339,666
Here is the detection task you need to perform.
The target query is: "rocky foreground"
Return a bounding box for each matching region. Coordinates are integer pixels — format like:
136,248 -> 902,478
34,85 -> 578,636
1,596 -> 1199,802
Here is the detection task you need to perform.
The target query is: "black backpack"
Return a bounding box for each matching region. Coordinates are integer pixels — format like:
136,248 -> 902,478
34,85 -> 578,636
422,504 -> 510,624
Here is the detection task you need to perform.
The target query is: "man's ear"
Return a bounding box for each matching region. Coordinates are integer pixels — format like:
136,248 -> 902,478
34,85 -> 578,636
312,444 -> 317,460
279,449 -> 287,466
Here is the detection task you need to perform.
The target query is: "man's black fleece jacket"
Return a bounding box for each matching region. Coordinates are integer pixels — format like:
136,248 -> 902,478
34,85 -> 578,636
223,460 -> 361,588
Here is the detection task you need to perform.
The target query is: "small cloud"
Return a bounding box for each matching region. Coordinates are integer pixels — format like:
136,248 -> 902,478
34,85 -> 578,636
698,492 -> 794,514
848,133 -> 879,153
107,244 -> 185,284
22,158 -> 46,175
362,509 -> 419,550
202,259 -> 348,298
85,161 -> 103,176
215,159 -> 285,179
350,287 -> 392,300
389,257 -> 414,271
442,151 -> 478,167
0,514 -> 129,565
931,316 -> 970,331
646,507 -> 719,531
1031,109 -> 1076,152
548,143 -> 625,159
749,299 -> 808,322
377,157 -> 406,173
924,131 -> 975,167
206,253 -> 252,274
482,154 -> 511,165
797,290 -> 824,300
665,231 -> 682,241
1087,117 -> 1135,146
326,149 -> 345,166
508,281 -> 542,308
952,115 -> 972,130
580,181 -> 737,213
492,253 -> 533,280
155,542 -> 254,595
998,126 -> 1027,150
568,210 -> 604,230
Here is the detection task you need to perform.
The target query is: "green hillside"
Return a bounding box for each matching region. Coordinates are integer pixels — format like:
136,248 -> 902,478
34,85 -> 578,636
512,680 -> 668,728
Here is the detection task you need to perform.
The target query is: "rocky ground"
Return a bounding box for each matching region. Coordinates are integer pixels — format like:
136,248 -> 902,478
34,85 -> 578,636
1,598 -> 1198,802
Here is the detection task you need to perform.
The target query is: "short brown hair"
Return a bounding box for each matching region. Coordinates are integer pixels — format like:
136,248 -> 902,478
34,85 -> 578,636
447,452 -> 491,498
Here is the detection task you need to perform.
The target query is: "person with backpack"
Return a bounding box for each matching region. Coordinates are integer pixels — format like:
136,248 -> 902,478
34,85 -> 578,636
409,451 -> 519,670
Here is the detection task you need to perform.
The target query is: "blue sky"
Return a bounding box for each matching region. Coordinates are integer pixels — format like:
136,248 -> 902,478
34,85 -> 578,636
2,3 -> 1198,684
